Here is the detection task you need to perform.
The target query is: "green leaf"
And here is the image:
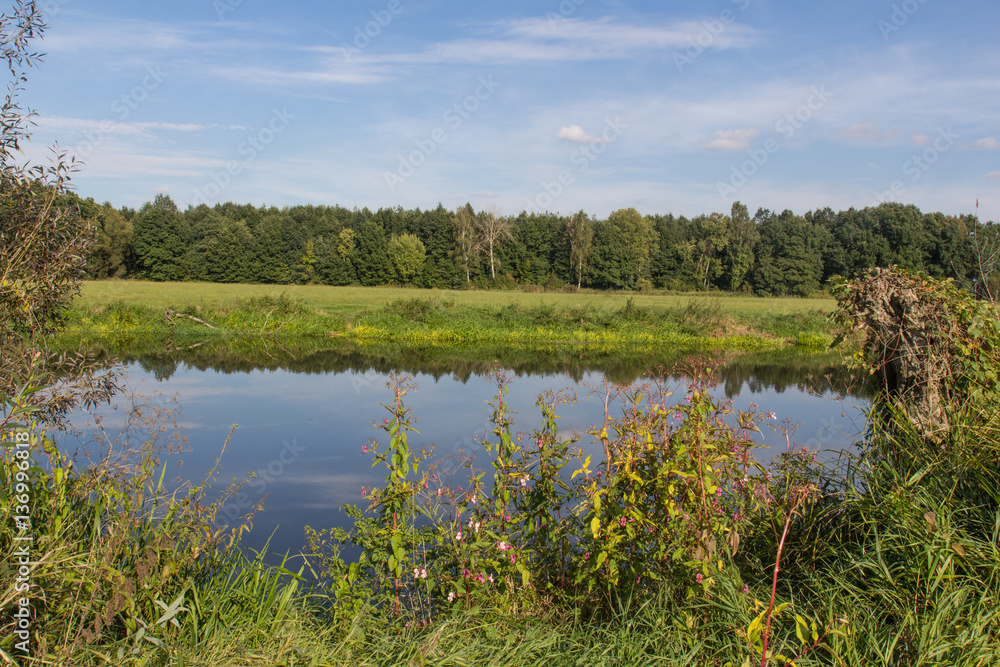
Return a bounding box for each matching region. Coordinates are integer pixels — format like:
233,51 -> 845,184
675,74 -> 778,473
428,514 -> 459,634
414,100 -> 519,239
795,614 -> 808,645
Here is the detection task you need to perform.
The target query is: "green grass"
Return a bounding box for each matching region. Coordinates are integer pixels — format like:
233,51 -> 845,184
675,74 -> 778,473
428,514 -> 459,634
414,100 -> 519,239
77,280 -> 835,316
66,281 -> 836,351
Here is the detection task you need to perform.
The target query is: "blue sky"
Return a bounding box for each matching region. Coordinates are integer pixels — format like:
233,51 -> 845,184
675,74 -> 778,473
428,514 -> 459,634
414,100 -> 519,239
21,0 -> 1000,221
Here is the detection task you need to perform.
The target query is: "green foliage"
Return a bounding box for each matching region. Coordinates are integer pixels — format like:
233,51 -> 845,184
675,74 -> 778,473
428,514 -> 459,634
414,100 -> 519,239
751,210 -> 827,297
85,204 -> 132,279
132,194 -> 189,281
590,207 -> 659,290
387,233 -> 426,284
0,382 -> 258,663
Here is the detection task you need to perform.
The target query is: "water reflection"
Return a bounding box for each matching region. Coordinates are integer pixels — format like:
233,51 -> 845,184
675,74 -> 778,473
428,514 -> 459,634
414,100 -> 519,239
69,335 -> 864,397
60,339 -> 867,561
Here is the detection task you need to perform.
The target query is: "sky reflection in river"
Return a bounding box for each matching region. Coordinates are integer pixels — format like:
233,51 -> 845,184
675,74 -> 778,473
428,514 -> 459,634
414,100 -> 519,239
61,351 -> 867,559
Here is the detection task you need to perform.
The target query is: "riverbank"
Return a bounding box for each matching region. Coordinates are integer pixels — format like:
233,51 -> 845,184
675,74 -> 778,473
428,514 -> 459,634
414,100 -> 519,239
64,280 -> 835,351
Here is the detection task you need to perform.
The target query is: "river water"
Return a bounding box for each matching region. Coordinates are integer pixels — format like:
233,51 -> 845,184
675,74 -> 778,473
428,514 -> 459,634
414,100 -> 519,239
59,344 -> 868,559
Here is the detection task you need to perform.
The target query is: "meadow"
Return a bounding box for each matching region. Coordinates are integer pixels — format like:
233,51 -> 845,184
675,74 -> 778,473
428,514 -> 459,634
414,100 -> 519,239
9,270 -> 1000,665
67,281 -> 835,351
75,280 -> 836,315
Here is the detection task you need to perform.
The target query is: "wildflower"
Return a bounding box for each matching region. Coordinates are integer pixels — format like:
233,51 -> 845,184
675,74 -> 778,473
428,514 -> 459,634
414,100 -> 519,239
383,418 -> 389,425
463,568 -> 470,577
362,445 -> 367,454
456,531 -> 463,541
510,553 -> 516,564
741,584 -> 749,593
675,413 -> 683,421
584,551 -> 590,560
716,487 -> 723,497
506,514 -> 512,523
447,591 -> 455,602
488,573 -> 494,583
696,573 -> 703,584
685,395 -> 691,403
437,488 -> 443,496
413,567 -> 428,579
497,540 -> 511,551
767,412 -> 776,420
619,516 -> 627,527
520,477 -> 527,487
537,439 -> 543,448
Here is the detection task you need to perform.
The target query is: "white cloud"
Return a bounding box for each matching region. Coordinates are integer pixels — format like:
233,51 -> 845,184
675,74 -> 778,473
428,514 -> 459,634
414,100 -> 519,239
36,116 -> 212,135
971,136 -> 999,150
557,124 -> 599,143
912,133 -> 930,146
705,128 -> 759,151
210,62 -> 391,86
987,171 -> 1000,179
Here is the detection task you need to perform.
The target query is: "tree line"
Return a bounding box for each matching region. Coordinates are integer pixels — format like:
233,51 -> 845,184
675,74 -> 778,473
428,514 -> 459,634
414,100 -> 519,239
78,193 -> 992,296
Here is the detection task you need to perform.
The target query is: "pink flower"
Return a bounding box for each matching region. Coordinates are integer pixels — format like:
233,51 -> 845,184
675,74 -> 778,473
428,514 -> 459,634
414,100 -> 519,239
383,418 -> 390,425
696,573 -> 703,584
510,553 -> 516,564
497,540 -> 511,551
361,445 -> 367,454
685,395 -> 691,403
741,584 -> 749,593
447,591 -> 455,602
768,412 -> 776,420
456,531 -> 463,541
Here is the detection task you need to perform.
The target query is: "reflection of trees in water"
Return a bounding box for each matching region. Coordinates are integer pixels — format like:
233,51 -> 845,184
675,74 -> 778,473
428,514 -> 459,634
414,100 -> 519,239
74,336 -> 863,397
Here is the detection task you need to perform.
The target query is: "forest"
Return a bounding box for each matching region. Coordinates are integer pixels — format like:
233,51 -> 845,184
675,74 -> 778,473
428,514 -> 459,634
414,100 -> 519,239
80,193 -> 990,297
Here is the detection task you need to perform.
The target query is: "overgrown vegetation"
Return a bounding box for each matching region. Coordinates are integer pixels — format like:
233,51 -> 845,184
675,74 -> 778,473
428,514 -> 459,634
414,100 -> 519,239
6,267 -> 1000,665
62,286 -> 834,356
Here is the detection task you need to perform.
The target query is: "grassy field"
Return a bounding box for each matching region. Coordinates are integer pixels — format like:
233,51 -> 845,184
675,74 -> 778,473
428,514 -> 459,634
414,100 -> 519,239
64,281 -> 837,352
77,280 -> 836,317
